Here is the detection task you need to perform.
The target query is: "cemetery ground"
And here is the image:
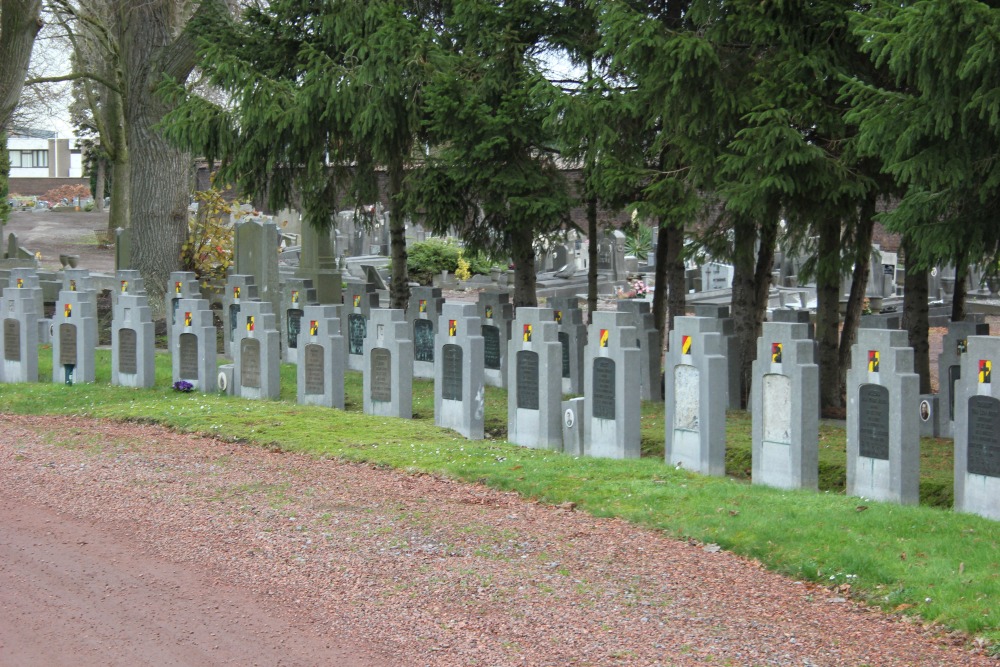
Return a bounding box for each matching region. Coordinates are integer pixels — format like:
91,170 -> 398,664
1,351 -> 1000,665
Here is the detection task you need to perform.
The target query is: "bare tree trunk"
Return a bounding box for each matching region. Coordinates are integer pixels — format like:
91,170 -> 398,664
838,196 -> 877,398
730,216 -> 777,408
94,157 -> 106,211
0,0 -> 42,131
951,249 -> 968,322
108,153 -> 129,232
903,249 -> 931,393
651,216 -> 670,335
586,194 -> 597,322
816,214 -> 843,412
388,156 -> 409,310
664,224 -> 686,334
510,223 -> 537,308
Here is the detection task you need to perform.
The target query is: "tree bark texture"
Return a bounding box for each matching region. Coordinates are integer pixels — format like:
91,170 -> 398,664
586,195 -> 598,322
837,197 -> 877,399
664,224 -> 686,335
94,158 -> 106,212
388,157 -> 409,310
109,155 -> 129,234
951,251 -> 968,322
651,216 -> 671,335
0,0 -> 42,132
903,256 -> 931,394
510,223 -> 538,308
815,214 -> 843,411
730,217 -> 777,408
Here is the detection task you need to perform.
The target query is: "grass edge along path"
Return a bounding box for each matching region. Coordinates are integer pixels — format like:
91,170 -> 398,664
1,348 -> 998,653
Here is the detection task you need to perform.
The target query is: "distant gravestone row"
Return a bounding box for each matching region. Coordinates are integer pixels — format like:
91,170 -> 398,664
1,265 -> 999,522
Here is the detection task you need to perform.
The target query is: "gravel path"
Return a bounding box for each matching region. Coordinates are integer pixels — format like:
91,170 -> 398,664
0,413 -> 993,666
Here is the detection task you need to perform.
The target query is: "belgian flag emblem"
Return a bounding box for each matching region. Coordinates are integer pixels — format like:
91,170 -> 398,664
868,350 -> 880,373
309,320 -> 318,336
121,280 -> 128,293
771,342 -> 782,364
69,280 -> 76,292
681,335 -> 692,355
599,328 -> 609,348
16,278 -> 23,288
247,315 -> 255,332
353,295 -> 361,308
958,338 -> 968,354
175,281 -> 182,294
291,290 -> 299,304
554,310 -> 562,324
485,305 -> 494,320
419,299 -> 427,313
523,324 -> 532,342
233,286 -> 241,299
64,303 -> 71,318
184,311 -> 192,327
449,319 -> 457,337
980,359 -> 992,384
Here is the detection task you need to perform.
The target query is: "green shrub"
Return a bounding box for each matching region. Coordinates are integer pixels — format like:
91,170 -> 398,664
406,239 -> 460,285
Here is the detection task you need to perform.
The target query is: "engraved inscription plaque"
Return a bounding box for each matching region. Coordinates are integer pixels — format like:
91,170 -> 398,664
442,343 -> 463,401
4,319 -> 20,362
414,319 -> 435,363
516,350 -> 539,410
59,323 -> 77,365
118,328 -> 137,374
558,332 -> 570,378
287,309 -> 303,349
592,357 -> 616,420
858,384 -> 890,460
370,348 -> 392,402
241,338 -> 262,388
482,325 -> 500,370
968,395 -> 1000,477
229,304 -> 240,342
179,333 -> 198,379
304,344 -> 325,395
348,314 -> 366,355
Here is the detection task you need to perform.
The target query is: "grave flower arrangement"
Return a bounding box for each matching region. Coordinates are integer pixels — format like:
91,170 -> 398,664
173,380 -> 194,393
617,279 -> 649,299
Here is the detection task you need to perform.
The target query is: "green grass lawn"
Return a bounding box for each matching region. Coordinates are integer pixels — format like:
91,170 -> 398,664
4,346 -> 1000,652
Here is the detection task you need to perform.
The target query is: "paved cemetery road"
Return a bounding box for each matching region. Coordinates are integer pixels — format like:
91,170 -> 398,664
1,413 -> 996,667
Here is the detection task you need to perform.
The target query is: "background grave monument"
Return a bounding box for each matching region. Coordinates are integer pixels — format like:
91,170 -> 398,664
280,278 -> 317,363
363,309 -> 413,419
548,297 -> 586,395
582,311 -> 640,459
234,219 -> 281,317
344,284 -> 379,372
296,304 -> 347,409
0,276 -> 40,383
223,275 -> 259,357
694,304 -> 741,410
168,271 -> 202,350
434,303 -> 485,440
617,300 -> 663,402
508,307 -> 563,450
406,286 -> 445,380
477,291 -> 513,389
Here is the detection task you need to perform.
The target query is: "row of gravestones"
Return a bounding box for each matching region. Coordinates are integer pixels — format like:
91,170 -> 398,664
3,264 -> 999,522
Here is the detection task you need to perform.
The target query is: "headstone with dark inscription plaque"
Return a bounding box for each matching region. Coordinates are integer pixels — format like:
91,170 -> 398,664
0,275 -> 40,383
280,278 -> 316,363
51,287 -> 98,385
508,308 -> 563,450
846,326 -> 919,505
363,309 -> 413,418
617,300 -> 663,402
111,283 -> 155,388
583,311 -> 640,459
547,297 -> 587,395
751,319 -> 819,490
938,318 -> 989,438
170,296 -> 217,392
167,272 -> 202,352
344,283 -> 379,372
954,335 -> 1000,520
665,316 -> 728,475
232,300 -> 280,399
477,291 -> 513,389
406,286 -> 445,379
296,304 -> 346,409
223,274 -> 259,357
435,303 -> 484,440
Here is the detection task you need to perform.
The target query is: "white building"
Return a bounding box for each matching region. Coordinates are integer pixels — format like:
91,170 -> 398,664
7,130 -> 83,179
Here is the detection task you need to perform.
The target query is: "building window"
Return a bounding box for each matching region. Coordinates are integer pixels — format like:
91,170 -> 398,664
9,149 -> 48,168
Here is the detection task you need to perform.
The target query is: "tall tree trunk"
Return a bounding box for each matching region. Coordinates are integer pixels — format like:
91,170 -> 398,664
108,154 -> 129,232
0,131 -> 9,224
903,247 -> 931,393
586,194 -> 597,322
387,157 -> 409,310
816,214 -> 843,412
730,216 -> 777,407
652,216 -> 671,335
0,0 -> 42,131
510,223 -> 537,308
94,158 -> 106,212
664,223 -> 686,334
951,248 -> 968,322
838,195 -> 877,398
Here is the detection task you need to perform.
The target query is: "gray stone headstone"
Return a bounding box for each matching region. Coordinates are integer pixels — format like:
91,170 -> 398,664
751,320 -> 819,490
435,303 -> 485,440
234,220 -> 281,319
223,274 -> 259,358
693,304 -> 741,409
170,297 -> 217,392
344,284 -> 379,372
296,304 -> 347,409
938,319 -> 990,438
548,297 -> 587,395
52,288 -> 98,385
406,286 -> 445,380
508,308 -> 563,450
363,309 -> 413,419
0,281 -> 40,383
111,291 -> 155,388
168,272 -> 202,351
583,311 -> 640,459
280,278 -> 317,363
232,300 -> 281,400
617,300 -> 664,402
62,267 -> 95,294
954,336 -> 1000,520
296,221 -> 343,305
477,291 -> 513,389
665,316 -> 728,476
846,327 -> 920,505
